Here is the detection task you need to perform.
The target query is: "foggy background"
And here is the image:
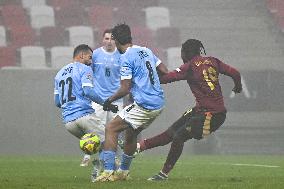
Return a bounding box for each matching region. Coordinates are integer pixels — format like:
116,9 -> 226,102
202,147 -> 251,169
0,0 -> 284,155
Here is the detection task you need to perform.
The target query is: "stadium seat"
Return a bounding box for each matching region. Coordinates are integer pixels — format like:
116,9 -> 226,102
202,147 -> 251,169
55,5 -> 87,27
20,46 -> 47,68
166,47 -> 183,70
47,0 -> 77,10
21,0 -> 46,9
39,26 -> 66,48
113,7 -> 146,27
88,5 -> 113,32
145,6 -> 170,31
131,26 -> 154,47
0,46 -> 17,68
29,5 -> 55,30
0,0 -> 20,5
1,4 -> 29,27
0,26 -> 7,47
50,46 -> 73,69
9,26 -> 36,47
155,26 -> 181,49
67,26 -> 95,48
266,0 -> 279,13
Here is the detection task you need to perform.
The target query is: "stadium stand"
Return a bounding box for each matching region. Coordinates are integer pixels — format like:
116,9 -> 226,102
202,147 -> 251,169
47,0 -> 77,10
21,0 -> 46,9
54,5 -> 87,27
0,25 -> 7,47
39,26 -> 66,48
87,5 -> 113,33
131,26 -> 154,47
145,6 -> 170,31
50,46 -> 73,69
0,4 -> 29,27
66,26 -> 95,48
112,6 -> 146,27
29,5 -> 55,30
8,25 -> 36,48
166,47 -> 183,70
20,46 -> 47,68
0,46 -> 16,67
155,26 -> 181,49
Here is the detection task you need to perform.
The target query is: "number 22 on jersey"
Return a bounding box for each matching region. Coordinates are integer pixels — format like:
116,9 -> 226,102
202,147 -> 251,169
59,77 -> 76,104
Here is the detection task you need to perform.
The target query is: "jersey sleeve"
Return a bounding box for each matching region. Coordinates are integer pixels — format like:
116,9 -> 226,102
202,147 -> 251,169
81,65 -> 94,88
215,58 -> 242,89
153,53 -> 162,67
120,56 -> 132,80
160,63 -> 191,84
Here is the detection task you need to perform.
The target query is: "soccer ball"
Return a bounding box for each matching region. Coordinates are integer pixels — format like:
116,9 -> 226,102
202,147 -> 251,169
79,133 -> 100,155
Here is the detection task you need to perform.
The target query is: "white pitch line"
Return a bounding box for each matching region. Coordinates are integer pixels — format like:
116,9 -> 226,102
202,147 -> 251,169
211,162 -> 280,168
231,163 -> 280,168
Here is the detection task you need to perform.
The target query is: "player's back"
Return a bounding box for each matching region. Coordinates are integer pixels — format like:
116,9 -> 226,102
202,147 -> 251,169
121,45 -> 164,110
92,47 -> 121,101
187,55 -> 225,113
54,62 -> 94,123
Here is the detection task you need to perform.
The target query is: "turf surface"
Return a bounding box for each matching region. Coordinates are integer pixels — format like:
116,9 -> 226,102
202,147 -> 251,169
0,155 -> 283,189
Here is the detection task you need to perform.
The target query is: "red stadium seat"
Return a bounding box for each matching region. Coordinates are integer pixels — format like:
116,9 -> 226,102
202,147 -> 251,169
131,26 -> 154,47
0,4 -> 29,27
55,5 -> 87,27
47,0 -> 76,10
0,46 -> 17,67
155,26 -> 181,49
8,26 -> 36,48
88,5 -> 113,32
266,0 -> 279,13
113,7 -> 146,27
39,26 -> 66,48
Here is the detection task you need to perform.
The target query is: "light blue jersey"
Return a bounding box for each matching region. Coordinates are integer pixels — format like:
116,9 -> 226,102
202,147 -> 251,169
92,47 -> 122,102
54,62 -> 95,123
120,45 -> 165,110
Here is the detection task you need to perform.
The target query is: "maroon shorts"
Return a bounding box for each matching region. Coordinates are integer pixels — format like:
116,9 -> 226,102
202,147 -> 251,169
169,108 -> 226,140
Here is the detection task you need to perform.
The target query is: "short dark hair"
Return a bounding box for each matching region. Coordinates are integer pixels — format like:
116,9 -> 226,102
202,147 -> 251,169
103,28 -> 112,37
181,39 -> 206,61
73,44 -> 93,58
112,23 -> 132,45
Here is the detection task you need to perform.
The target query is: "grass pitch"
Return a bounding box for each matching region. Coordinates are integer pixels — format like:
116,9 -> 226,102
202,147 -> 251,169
0,155 -> 283,189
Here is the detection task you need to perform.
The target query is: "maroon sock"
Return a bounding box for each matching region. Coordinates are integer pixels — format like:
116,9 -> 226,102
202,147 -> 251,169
162,138 -> 185,175
140,130 -> 173,151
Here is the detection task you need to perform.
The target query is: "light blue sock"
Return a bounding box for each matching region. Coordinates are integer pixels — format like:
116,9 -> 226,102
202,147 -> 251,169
103,150 -> 116,171
120,153 -> 133,170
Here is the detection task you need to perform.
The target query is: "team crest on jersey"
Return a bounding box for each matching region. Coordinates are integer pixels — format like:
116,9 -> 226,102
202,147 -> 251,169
86,73 -> 93,82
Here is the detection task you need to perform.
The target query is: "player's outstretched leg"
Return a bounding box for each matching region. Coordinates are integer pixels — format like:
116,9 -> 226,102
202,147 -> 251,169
148,126 -> 191,181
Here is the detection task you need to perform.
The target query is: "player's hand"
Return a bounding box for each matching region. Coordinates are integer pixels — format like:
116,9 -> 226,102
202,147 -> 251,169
232,85 -> 242,94
103,98 -> 112,111
109,104 -> 119,113
103,98 -> 118,113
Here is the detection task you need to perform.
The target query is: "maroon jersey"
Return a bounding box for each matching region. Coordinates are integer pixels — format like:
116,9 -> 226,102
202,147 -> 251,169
160,56 -> 241,113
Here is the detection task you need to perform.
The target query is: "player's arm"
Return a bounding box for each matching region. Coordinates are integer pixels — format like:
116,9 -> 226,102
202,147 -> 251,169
156,62 -> 168,77
54,94 -> 61,108
83,86 -> 104,105
217,59 -> 242,93
54,79 -> 61,108
108,79 -> 131,103
160,63 -> 190,84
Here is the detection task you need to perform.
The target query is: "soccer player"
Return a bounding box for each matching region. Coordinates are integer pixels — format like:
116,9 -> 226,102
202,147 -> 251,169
54,44 -> 118,181
80,29 -> 123,167
137,39 -> 243,181
95,23 -> 168,182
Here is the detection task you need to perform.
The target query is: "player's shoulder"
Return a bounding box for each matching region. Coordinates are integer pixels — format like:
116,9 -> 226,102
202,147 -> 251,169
55,62 -> 73,77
